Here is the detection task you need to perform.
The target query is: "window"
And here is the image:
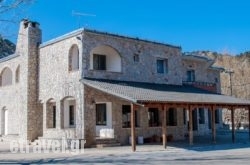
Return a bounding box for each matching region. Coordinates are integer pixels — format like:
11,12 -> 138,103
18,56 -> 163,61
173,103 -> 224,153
69,105 -> 75,126
215,109 -> 220,124
187,70 -> 195,82
91,45 -> 121,72
0,67 -> 12,86
148,108 -> 160,127
133,54 -> 140,62
157,59 -> 168,74
122,105 -> 139,128
15,66 -> 20,83
53,106 -> 56,128
199,108 -> 205,124
68,45 -> 79,71
96,104 -> 107,125
183,109 -> 187,125
215,77 -> 218,83
93,54 -> 106,70
167,108 -> 177,126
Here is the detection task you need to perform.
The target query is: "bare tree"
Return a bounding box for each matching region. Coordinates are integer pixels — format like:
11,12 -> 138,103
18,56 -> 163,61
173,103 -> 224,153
0,0 -> 33,21
0,0 -> 33,40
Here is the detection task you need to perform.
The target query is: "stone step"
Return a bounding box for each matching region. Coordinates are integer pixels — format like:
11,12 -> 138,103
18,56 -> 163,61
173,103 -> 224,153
95,143 -> 121,148
0,134 -> 19,142
95,138 -> 119,144
94,138 -> 121,148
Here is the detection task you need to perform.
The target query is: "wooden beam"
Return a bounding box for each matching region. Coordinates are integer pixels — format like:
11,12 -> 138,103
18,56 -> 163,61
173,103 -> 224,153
162,105 -> 167,149
231,107 -> 235,143
211,106 -> 216,143
188,105 -> 193,145
131,103 -> 136,152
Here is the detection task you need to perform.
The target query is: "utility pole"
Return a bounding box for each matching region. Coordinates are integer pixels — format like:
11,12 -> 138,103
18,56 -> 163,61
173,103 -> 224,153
225,70 -> 234,96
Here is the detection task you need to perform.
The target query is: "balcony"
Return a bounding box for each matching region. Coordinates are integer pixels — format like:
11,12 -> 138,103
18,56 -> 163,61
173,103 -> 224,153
183,81 -> 217,93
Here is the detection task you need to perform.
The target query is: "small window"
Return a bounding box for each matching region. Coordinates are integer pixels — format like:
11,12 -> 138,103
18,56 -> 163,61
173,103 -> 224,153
69,105 -> 75,126
96,103 -> 107,125
199,108 -> 205,124
68,45 -> 79,71
167,108 -> 177,126
53,106 -> 56,128
133,54 -> 140,62
187,70 -> 195,82
122,105 -> 139,128
15,66 -> 20,83
93,54 -> 106,70
157,59 -> 168,74
148,108 -> 160,127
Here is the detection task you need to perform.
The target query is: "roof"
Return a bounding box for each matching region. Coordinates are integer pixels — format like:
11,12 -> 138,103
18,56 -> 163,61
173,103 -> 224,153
40,28 -> 181,49
81,78 -> 250,106
209,65 -> 225,71
40,28 -> 84,48
0,54 -> 19,63
182,53 -> 214,62
84,29 -> 181,49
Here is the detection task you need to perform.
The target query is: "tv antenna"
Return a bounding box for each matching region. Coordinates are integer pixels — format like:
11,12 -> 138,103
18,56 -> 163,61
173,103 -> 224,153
72,10 -> 96,28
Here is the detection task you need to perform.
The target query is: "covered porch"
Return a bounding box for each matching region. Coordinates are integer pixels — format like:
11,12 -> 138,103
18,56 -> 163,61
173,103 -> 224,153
82,78 -> 250,151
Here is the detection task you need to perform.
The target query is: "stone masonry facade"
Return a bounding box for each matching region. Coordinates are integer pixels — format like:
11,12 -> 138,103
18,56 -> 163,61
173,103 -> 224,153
0,19 -> 222,146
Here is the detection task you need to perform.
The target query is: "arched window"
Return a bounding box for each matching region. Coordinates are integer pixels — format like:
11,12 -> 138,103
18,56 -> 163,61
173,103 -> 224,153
15,65 -> 20,83
0,67 -> 13,87
60,96 -> 76,129
90,45 -> 122,72
68,45 -> 79,71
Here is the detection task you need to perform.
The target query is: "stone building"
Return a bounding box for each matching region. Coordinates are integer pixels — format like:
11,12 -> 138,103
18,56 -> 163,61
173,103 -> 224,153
0,19 -> 250,149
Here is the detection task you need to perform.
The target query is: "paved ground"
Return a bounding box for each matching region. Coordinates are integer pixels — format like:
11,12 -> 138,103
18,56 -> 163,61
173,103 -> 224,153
0,131 -> 250,164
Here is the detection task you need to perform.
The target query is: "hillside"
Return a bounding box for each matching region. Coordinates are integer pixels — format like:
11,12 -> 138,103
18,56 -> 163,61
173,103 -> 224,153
0,35 -> 15,59
189,51 -> 250,125
189,51 -> 250,99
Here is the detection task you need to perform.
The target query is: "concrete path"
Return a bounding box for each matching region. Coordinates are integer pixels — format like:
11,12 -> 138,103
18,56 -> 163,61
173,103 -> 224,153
0,131 -> 249,164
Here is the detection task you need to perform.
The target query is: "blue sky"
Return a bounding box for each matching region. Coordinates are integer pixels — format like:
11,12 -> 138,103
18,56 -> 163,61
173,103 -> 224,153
2,0 -> 250,54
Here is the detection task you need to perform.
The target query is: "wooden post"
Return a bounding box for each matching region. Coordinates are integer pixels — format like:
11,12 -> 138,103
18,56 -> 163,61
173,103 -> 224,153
231,107 -> 235,143
162,105 -> 167,149
131,103 -> 136,152
188,105 -> 193,145
211,106 -> 216,143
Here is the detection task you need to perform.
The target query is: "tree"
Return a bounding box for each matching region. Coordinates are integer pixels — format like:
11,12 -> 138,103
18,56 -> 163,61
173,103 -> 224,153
0,0 -> 33,40
0,0 -> 32,22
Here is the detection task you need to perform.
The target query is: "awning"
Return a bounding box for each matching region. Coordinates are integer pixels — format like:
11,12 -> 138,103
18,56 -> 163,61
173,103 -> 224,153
81,78 -> 250,107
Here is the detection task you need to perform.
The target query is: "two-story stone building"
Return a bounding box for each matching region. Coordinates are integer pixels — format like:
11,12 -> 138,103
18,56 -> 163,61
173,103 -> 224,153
1,19 -> 250,150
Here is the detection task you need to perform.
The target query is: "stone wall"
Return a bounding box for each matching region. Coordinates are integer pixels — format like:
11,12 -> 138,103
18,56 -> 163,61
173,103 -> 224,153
182,59 -> 221,93
82,31 -> 183,85
39,33 -> 84,140
0,19 -> 44,141
85,86 -> 189,146
0,56 -> 22,136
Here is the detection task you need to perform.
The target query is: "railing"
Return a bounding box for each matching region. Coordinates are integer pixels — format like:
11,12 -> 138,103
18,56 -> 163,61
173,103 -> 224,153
183,81 -> 216,87
183,81 -> 217,92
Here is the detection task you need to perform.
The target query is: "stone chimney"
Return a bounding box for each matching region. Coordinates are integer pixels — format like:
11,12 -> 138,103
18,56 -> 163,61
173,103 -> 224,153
15,19 -> 43,141
16,19 -> 42,56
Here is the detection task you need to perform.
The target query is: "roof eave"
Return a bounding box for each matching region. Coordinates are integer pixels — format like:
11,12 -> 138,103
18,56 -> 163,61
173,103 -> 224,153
80,79 -> 144,106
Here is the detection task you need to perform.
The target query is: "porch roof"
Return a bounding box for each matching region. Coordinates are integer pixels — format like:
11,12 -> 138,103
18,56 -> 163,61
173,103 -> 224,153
81,78 -> 250,106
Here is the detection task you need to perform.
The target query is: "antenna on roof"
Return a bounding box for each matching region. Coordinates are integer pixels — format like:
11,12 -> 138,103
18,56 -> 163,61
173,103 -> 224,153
72,10 -> 96,28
